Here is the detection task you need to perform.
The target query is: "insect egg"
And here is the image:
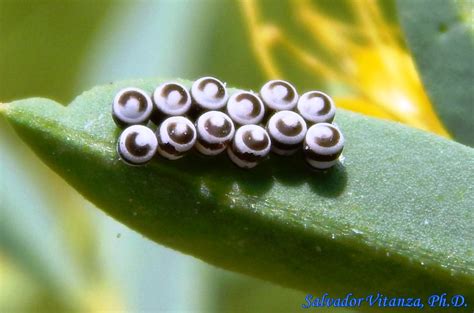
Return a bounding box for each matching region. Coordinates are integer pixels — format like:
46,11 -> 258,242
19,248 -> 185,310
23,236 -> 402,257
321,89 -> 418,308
226,91 -> 265,125
303,123 -> 344,169
112,87 -> 153,127
227,124 -> 271,168
191,76 -> 228,111
266,110 -> 307,155
195,111 -> 235,155
156,116 -> 197,160
259,80 -> 298,112
297,91 -> 336,124
152,82 -> 192,122
117,125 -> 157,166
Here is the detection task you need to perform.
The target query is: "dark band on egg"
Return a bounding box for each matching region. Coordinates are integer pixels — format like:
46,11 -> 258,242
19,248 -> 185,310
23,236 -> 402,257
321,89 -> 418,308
197,78 -> 226,100
307,92 -> 332,115
303,147 -> 342,162
276,119 -> 303,137
118,91 -> 148,112
235,93 -> 262,117
242,130 -> 270,151
124,132 -> 150,157
204,118 -> 233,138
167,122 -> 195,144
161,84 -> 189,105
313,126 -> 340,147
269,137 -> 301,151
197,139 -> 226,151
158,141 -> 182,157
268,81 -> 296,102
230,144 -> 262,163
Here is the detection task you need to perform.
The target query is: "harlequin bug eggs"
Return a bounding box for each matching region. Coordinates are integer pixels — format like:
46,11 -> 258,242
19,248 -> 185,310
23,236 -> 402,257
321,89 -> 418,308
259,80 -> 298,112
191,76 -> 228,111
297,91 -> 336,124
195,111 -> 235,155
227,124 -> 271,168
156,116 -> 196,160
266,110 -> 307,155
112,87 -> 153,127
112,79 -> 344,171
152,82 -> 192,122
226,91 -> 265,125
117,125 -> 157,166
303,123 -> 344,169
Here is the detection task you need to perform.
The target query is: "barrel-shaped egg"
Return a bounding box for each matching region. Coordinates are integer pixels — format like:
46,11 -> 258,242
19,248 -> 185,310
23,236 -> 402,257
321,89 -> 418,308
297,91 -> 336,124
156,116 -> 196,160
112,87 -> 153,127
117,125 -> 157,165
303,123 -> 344,169
152,82 -> 192,123
195,111 -> 235,155
227,124 -> 271,168
191,76 -> 228,111
266,110 -> 307,155
259,80 -> 298,112
226,91 -> 265,125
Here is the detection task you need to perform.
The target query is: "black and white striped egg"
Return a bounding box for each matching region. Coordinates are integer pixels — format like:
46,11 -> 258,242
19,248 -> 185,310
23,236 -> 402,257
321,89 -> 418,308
226,91 -> 265,125
266,110 -> 307,155
191,76 -> 229,111
156,116 -> 196,160
227,124 -> 271,168
152,82 -> 192,122
112,87 -> 153,127
117,125 -> 158,166
297,91 -> 336,124
195,111 -> 235,155
303,123 -> 344,169
259,80 -> 298,112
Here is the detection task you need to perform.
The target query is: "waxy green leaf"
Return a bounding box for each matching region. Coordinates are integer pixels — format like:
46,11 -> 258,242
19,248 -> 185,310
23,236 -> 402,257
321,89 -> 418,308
397,0 -> 474,146
1,78 -> 473,311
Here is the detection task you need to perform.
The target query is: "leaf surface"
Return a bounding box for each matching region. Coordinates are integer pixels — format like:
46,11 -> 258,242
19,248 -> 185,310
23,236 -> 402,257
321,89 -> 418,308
1,78 -> 473,311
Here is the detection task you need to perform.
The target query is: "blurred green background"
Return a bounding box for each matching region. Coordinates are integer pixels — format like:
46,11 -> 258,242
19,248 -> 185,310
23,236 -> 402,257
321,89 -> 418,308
0,0 -> 469,312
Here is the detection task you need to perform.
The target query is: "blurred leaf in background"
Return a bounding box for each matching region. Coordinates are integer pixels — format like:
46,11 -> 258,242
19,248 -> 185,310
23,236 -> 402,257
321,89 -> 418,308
397,0 -> 474,145
238,0 -> 473,145
239,0 -> 454,137
0,0 -> 471,312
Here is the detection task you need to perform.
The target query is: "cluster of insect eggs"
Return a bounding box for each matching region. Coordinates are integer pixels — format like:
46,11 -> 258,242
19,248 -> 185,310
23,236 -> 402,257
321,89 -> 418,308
112,77 -> 344,169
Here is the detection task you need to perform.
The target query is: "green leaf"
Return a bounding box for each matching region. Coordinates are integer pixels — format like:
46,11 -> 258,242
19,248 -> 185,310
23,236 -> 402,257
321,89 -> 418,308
397,0 -> 474,146
1,78 -> 473,311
